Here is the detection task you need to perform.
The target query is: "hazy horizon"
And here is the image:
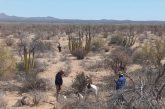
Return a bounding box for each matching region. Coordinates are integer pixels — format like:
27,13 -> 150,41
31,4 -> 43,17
0,0 -> 165,21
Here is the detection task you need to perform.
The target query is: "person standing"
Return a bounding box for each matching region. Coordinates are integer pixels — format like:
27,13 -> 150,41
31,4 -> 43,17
55,70 -> 64,101
57,43 -> 62,52
115,73 -> 126,90
115,66 -> 126,91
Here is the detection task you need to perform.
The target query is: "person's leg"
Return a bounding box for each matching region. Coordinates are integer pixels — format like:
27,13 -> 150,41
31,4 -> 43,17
56,85 -> 61,101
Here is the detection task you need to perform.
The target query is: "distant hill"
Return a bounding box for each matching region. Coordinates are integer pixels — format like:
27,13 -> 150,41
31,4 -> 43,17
0,13 -> 165,24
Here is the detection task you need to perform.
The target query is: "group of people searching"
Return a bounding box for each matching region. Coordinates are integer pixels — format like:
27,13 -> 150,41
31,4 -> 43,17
54,66 -> 126,101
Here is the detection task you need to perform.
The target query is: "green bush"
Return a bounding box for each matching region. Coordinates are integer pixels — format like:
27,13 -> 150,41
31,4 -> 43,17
0,46 -> 16,80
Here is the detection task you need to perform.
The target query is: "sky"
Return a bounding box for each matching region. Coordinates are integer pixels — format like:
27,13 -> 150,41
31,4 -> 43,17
0,0 -> 165,21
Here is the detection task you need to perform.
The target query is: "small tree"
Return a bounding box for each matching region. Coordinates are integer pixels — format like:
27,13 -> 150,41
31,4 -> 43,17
110,48 -> 132,74
72,72 -> 90,93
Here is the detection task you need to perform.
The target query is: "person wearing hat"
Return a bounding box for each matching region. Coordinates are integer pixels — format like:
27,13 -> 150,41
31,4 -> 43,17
115,66 -> 126,90
55,70 -> 64,101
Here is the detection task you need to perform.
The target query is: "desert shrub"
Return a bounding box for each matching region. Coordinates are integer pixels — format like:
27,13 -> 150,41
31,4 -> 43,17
103,32 -> 109,38
0,46 -> 16,80
5,37 -> 15,46
138,34 -> 147,42
33,60 -> 47,73
129,38 -> 165,106
114,66 -> 165,109
17,60 -> 47,73
135,39 -> 165,98
91,37 -> 105,52
35,40 -> 54,53
22,71 -> 52,92
68,35 -> 92,59
110,34 -> 123,45
110,32 -> 136,48
18,36 -> 49,74
31,91 -> 48,106
17,37 -> 37,74
72,72 -> 89,93
141,39 -> 165,67
68,26 -> 93,59
86,49 -> 131,72
109,48 -> 132,74
132,48 -> 145,64
71,49 -> 88,59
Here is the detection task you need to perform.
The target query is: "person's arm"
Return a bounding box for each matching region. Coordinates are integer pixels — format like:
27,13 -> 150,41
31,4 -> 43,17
116,79 -> 120,85
114,79 -> 117,83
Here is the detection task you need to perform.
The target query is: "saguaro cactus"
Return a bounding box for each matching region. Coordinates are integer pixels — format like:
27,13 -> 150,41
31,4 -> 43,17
122,26 -> 136,48
23,46 -> 35,73
19,36 -> 36,73
68,26 -> 93,59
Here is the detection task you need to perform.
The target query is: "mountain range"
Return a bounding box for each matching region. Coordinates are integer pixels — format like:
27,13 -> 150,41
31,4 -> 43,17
0,13 -> 165,24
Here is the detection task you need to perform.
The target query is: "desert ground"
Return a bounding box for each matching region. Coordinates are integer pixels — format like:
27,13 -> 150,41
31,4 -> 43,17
0,23 -> 165,109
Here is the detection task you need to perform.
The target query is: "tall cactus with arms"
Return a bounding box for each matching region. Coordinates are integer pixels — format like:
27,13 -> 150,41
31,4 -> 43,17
68,26 -> 93,59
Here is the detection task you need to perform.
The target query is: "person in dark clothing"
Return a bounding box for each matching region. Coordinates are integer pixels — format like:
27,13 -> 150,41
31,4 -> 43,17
55,70 -> 64,101
115,66 -> 126,90
115,73 -> 126,90
57,43 -> 62,52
